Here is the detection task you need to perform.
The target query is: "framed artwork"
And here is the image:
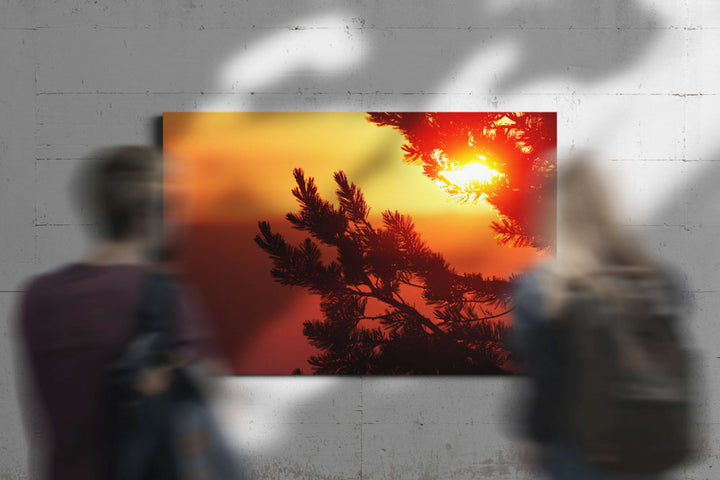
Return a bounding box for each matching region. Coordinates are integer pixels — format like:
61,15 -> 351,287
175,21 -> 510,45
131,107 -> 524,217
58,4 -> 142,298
163,112 -> 556,374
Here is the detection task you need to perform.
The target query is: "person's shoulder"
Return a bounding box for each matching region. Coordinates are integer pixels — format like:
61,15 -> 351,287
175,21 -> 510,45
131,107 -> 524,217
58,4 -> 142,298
22,262 -> 147,295
20,264 -> 76,297
17,264 -> 80,330
648,262 -> 688,309
514,261 -> 555,296
656,263 -> 686,290
513,262 -> 557,315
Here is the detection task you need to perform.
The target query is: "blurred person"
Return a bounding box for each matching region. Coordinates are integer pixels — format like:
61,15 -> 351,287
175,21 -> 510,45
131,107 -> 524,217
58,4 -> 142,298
15,146 -> 231,480
511,158 -> 695,480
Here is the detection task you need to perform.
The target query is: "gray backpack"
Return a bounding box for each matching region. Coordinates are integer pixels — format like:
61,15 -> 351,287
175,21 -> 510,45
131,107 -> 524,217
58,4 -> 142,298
560,267 -> 694,475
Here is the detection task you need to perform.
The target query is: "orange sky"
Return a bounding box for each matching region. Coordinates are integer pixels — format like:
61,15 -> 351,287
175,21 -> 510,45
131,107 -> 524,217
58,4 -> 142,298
163,112 -> 549,374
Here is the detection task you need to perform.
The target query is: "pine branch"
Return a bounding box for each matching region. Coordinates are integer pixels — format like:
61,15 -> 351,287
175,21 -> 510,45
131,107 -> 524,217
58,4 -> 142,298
461,308 -> 514,322
257,165 -> 519,374
490,218 -> 535,248
334,171 -> 370,223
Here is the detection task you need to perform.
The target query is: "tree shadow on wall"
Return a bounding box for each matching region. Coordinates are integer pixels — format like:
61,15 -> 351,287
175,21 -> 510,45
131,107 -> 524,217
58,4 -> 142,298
167,1 -> 707,478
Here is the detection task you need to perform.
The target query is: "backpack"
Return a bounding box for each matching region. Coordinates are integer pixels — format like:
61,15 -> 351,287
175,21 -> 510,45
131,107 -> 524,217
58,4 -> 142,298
559,266 -> 694,476
103,272 -> 243,480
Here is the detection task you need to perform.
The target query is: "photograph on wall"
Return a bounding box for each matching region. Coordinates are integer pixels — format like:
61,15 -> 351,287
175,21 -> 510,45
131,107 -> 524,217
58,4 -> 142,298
163,112 -> 556,375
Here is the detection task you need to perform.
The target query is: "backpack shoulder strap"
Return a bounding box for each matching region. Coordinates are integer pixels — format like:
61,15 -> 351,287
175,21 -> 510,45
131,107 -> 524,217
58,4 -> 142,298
136,271 -> 177,335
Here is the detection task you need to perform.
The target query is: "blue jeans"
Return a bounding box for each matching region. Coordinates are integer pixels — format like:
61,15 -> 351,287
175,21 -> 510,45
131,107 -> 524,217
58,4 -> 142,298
541,445 -> 664,480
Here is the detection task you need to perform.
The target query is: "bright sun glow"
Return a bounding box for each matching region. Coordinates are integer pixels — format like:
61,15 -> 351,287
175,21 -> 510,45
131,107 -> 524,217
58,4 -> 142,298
439,162 -> 503,190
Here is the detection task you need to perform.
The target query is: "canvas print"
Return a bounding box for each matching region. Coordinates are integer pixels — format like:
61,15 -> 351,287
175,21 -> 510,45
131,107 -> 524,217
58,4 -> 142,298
163,112 -> 556,375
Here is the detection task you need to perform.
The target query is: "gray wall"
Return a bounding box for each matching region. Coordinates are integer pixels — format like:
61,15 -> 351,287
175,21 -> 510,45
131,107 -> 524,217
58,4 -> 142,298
1,1 -> 719,478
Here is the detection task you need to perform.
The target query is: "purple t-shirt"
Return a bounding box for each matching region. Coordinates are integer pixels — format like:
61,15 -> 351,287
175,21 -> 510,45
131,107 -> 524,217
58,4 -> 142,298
17,263 -> 208,480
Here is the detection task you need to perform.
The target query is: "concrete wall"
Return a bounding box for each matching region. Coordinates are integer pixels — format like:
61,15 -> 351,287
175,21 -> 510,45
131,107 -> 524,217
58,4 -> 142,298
2,1 -> 719,478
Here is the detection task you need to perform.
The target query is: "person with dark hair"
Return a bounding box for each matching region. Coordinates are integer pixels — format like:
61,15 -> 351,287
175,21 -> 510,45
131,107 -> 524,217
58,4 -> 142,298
16,146 -> 214,480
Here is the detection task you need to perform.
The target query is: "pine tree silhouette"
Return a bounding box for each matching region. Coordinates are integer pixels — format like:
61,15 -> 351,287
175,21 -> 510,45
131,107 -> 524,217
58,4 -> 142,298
367,112 -> 556,249
256,169 -> 513,374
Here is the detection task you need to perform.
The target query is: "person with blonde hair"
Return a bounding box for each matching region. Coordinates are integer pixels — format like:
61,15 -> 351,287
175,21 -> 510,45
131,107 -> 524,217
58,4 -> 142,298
512,157 -> 693,479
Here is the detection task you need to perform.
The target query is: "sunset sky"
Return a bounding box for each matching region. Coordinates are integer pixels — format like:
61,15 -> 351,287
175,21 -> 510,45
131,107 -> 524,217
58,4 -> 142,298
164,112 -> 549,374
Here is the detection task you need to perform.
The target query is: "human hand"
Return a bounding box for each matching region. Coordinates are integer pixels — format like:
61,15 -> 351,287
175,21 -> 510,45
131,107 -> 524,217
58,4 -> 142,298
133,365 -> 174,395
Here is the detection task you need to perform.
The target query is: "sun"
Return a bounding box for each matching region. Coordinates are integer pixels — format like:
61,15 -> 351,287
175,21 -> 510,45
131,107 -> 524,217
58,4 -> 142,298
438,159 -> 503,191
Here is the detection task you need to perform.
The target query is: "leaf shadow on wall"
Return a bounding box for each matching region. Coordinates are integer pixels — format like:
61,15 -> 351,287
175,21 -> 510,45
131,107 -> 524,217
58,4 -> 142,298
152,1 -> 704,477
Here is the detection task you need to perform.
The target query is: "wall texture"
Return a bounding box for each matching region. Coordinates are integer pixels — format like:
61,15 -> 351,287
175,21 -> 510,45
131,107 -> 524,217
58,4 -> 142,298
2,1 -> 719,478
